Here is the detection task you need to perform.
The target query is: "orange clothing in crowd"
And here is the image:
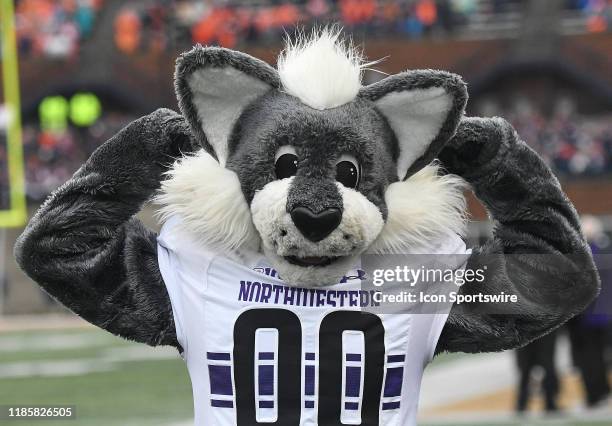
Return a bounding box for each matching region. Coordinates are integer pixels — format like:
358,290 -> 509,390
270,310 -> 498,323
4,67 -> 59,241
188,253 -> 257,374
587,15 -> 608,32
216,30 -> 237,48
416,0 -> 437,26
274,3 -> 301,27
114,9 -> 141,54
192,8 -> 237,48
340,0 -> 378,25
17,0 -> 54,20
254,7 -> 276,33
253,4 -> 300,33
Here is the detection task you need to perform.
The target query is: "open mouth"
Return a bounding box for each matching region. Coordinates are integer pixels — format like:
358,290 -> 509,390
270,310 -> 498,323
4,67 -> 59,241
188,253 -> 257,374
285,255 -> 341,267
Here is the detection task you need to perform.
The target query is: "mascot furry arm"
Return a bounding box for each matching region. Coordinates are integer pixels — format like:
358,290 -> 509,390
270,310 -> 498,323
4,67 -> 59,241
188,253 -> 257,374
15,41 -> 599,356
437,117 -> 599,353
15,109 -> 193,347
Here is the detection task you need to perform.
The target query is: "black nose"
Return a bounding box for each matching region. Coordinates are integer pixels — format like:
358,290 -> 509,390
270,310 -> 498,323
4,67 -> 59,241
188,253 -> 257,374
290,206 -> 342,242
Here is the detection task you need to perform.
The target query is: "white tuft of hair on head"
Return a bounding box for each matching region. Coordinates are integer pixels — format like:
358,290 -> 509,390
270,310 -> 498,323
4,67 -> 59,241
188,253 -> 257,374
277,27 -> 365,110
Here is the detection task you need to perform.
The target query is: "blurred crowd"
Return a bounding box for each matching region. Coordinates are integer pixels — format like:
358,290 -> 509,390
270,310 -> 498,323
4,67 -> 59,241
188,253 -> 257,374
567,0 -> 612,33
114,0 -> 526,53
0,114 -> 133,209
13,0 -> 612,58
15,0 -> 103,59
113,0 -> 612,53
478,98 -> 612,176
110,0 -> 500,54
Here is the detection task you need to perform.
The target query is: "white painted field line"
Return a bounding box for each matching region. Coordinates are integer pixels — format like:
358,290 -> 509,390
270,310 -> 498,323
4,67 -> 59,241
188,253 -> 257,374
102,345 -> 179,361
0,345 -> 179,379
0,333 -> 111,352
0,314 -> 91,332
0,359 -> 114,378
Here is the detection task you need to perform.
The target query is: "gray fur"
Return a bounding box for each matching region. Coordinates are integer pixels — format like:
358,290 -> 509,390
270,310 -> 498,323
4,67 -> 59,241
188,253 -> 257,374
435,117 -> 600,354
228,93 -> 397,217
14,109 -> 194,349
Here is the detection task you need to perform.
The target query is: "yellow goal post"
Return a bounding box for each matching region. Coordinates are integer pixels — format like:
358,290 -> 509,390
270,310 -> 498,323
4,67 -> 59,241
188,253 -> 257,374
0,0 -> 27,228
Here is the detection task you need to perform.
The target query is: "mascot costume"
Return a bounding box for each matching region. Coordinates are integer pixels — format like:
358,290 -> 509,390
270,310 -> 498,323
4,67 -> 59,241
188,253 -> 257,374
15,30 -> 600,425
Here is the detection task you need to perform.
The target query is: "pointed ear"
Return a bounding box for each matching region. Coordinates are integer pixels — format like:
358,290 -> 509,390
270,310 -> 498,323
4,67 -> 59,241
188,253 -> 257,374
359,71 -> 467,180
175,46 -> 281,165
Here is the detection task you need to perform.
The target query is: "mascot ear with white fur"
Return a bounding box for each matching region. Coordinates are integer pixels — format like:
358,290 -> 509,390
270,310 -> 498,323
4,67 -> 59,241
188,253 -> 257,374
175,46 -> 281,165
359,71 -> 468,180
158,46 -> 282,253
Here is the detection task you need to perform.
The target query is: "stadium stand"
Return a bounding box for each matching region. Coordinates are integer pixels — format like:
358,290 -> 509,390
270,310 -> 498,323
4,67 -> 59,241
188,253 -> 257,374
2,0 -> 611,207
15,0 -> 104,59
12,0 -> 612,59
478,99 -> 612,176
109,0 -> 612,52
19,114 -> 134,200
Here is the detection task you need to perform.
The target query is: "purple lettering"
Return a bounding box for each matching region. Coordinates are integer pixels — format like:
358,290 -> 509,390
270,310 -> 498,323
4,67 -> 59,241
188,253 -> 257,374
308,289 -> 316,307
316,290 -> 326,307
284,287 -> 296,305
326,290 -> 337,307
238,281 -> 251,301
272,285 -> 283,304
260,283 -> 272,303
250,282 -> 262,302
359,290 -> 369,307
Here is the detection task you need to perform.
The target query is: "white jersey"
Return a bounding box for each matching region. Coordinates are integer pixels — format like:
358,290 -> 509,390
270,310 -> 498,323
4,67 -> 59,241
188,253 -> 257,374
158,216 -> 469,426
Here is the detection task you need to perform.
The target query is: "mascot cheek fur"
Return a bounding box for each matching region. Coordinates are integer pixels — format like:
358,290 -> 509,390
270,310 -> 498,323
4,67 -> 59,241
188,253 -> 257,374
14,27 -> 600,426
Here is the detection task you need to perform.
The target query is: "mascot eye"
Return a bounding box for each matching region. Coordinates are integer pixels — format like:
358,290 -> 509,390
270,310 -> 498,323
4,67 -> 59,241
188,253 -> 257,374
336,154 -> 360,189
275,146 -> 298,179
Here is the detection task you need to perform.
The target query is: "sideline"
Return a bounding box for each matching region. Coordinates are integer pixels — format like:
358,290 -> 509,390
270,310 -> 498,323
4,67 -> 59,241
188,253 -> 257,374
0,314 -> 91,332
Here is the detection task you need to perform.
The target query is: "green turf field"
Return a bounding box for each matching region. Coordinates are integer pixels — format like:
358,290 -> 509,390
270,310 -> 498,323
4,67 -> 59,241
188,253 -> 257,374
0,327 -> 610,426
0,328 -> 192,425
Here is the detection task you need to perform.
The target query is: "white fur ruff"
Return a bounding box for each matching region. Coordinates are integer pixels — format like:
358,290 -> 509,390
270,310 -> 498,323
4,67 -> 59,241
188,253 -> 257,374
277,28 -> 364,110
369,163 -> 468,254
154,151 -> 260,253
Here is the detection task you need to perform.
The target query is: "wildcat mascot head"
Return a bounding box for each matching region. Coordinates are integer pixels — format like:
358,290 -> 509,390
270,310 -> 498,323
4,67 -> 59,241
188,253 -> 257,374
156,29 -> 469,287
